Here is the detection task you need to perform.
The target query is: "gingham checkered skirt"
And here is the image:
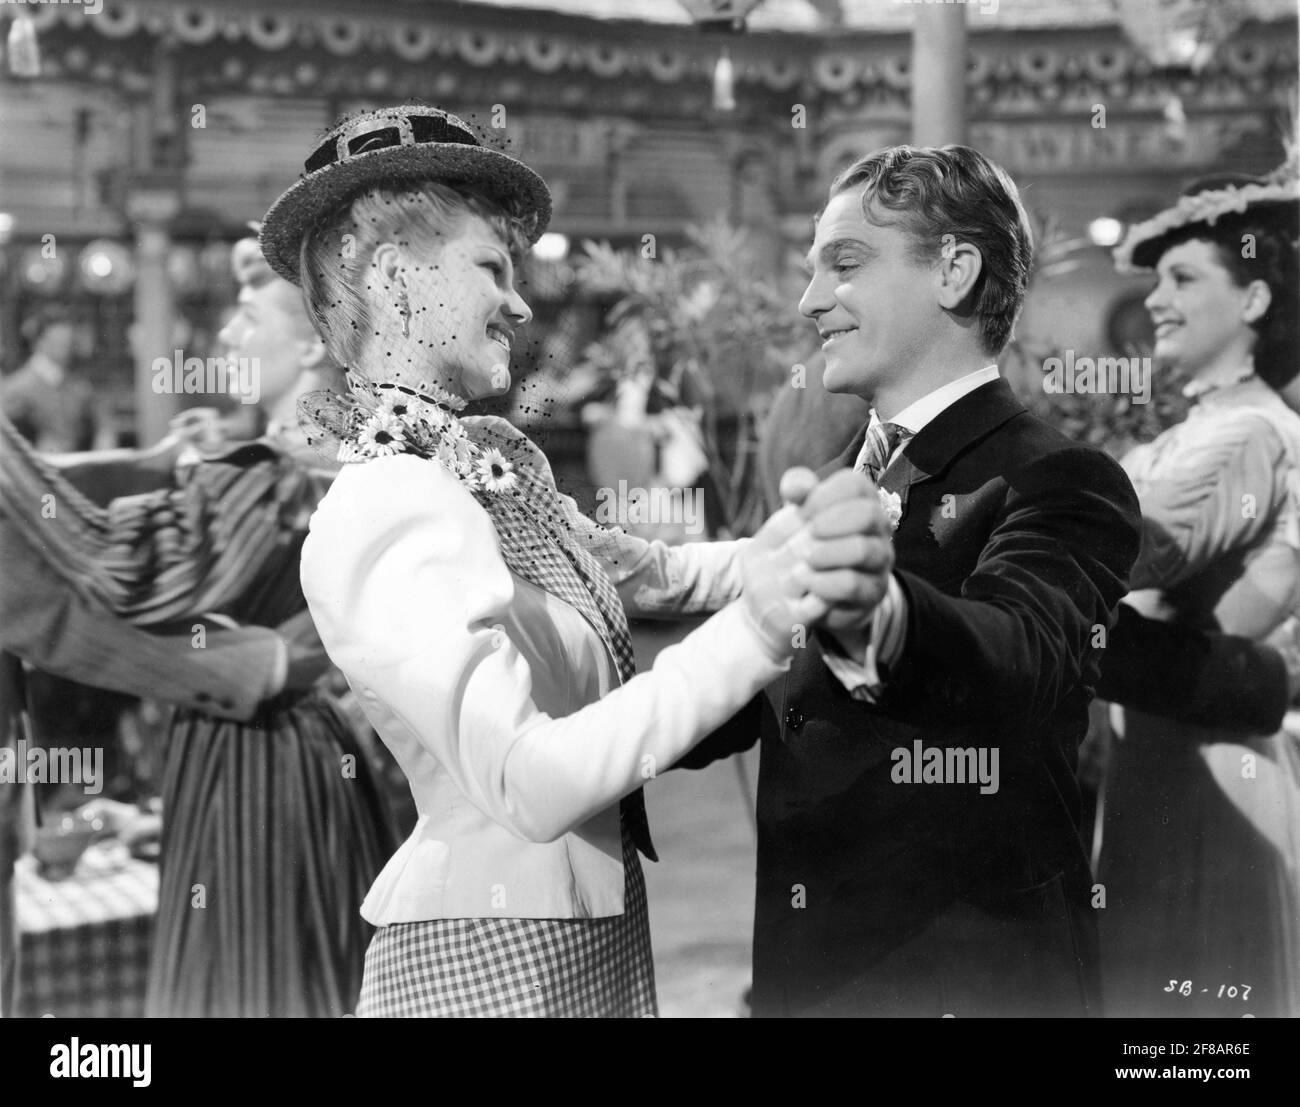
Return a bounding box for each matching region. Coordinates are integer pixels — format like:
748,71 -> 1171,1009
355,820 -> 656,1017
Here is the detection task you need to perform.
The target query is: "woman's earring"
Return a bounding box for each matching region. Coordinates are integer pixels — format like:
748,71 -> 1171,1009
396,282 -> 412,338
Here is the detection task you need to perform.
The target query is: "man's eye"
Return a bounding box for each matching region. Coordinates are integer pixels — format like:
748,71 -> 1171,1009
832,260 -> 858,275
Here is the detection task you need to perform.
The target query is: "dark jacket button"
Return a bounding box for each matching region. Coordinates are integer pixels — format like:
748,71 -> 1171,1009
784,705 -> 804,731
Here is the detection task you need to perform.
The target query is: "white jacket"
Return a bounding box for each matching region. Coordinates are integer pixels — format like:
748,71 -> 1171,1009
300,452 -> 783,923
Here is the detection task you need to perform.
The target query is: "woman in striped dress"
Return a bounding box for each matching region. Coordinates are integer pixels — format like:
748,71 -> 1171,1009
0,236 -> 398,1016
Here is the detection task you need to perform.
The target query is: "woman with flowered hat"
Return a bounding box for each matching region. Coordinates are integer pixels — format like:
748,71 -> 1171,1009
1099,160 -> 1300,1016
260,105 -> 878,1017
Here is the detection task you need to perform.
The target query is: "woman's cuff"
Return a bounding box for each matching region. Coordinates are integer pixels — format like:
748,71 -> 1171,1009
734,596 -> 797,667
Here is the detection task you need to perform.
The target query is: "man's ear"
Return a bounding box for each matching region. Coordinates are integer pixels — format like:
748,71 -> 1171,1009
935,240 -> 983,311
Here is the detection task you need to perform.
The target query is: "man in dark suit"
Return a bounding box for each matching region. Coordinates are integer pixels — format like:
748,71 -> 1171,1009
728,145 -> 1148,1017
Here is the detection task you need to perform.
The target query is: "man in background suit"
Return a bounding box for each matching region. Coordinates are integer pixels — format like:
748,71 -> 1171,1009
730,145 -> 1143,1016
0,306 -> 112,454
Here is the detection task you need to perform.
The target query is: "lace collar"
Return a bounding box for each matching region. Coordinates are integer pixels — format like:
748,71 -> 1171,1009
1182,366 -> 1258,405
298,372 -> 520,494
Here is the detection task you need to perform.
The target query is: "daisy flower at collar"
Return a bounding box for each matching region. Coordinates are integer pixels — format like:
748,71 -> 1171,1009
376,390 -> 421,424
475,446 -> 518,493
356,408 -> 407,458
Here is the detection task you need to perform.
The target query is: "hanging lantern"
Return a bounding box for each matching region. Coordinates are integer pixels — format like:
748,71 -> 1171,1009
1162,94 -> 1189,144
678,1 -> 766,32
21,247 -> 68,292
713,46 -> 736,111
680,1 -> 764,112
1113,0 -> 1251,151
7,13 -> 40,78
1113,0 -> 1250,72
78,240 -> 135,296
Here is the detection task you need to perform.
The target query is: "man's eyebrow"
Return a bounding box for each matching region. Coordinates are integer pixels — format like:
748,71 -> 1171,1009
803,236 -> 874,273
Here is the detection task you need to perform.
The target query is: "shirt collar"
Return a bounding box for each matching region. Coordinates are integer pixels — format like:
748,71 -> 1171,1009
873,364 -> 1001,436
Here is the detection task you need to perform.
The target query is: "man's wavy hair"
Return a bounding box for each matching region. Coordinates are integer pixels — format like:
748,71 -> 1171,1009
829,145 -> 1034,355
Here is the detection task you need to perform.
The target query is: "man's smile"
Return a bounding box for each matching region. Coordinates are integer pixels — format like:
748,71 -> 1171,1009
820,326 -> 858,348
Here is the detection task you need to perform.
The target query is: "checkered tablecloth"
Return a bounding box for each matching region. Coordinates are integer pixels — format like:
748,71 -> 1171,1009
14,842 -> 158,1018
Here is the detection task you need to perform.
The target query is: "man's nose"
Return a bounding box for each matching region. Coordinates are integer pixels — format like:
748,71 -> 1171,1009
798,275 -> 830,320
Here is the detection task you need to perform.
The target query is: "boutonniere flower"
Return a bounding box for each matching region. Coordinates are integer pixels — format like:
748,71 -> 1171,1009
877,488 -> 903,531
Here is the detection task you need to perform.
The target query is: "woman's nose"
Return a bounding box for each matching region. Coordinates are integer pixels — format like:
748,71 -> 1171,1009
504,287 -> 532,327
1144,280 -> 1166,313
217,317 -> 240,350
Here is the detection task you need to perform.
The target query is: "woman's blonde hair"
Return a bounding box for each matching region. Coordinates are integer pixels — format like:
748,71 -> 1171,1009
299,180 -> 530,367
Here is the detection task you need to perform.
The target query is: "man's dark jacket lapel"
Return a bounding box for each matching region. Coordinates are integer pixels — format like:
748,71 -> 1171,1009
823,378 -> 1027,509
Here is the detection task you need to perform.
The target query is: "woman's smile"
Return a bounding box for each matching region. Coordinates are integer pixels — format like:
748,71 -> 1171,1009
486,323 -> 513,353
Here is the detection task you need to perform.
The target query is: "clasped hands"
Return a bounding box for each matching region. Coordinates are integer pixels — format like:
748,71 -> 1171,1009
739,467 -> 894,656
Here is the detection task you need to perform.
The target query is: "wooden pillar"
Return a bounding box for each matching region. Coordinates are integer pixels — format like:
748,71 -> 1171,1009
911,3 -> 968,146
126,38 -> 186,447
127,194 -> 181,446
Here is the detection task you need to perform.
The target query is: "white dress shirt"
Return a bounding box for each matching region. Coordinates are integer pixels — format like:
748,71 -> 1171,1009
824,364 -> 1001,699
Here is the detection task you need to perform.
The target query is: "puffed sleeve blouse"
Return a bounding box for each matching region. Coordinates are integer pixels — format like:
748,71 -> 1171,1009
1122,378 -> 1300,631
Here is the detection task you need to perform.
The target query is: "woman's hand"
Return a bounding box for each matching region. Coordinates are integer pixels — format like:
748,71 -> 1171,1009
739,502 -> 830,655
169,407 -> 227,450
274,609 -> 333,693
739,467 -> 890,657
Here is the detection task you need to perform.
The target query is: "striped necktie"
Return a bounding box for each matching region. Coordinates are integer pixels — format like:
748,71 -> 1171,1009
855,419 -> 909,483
